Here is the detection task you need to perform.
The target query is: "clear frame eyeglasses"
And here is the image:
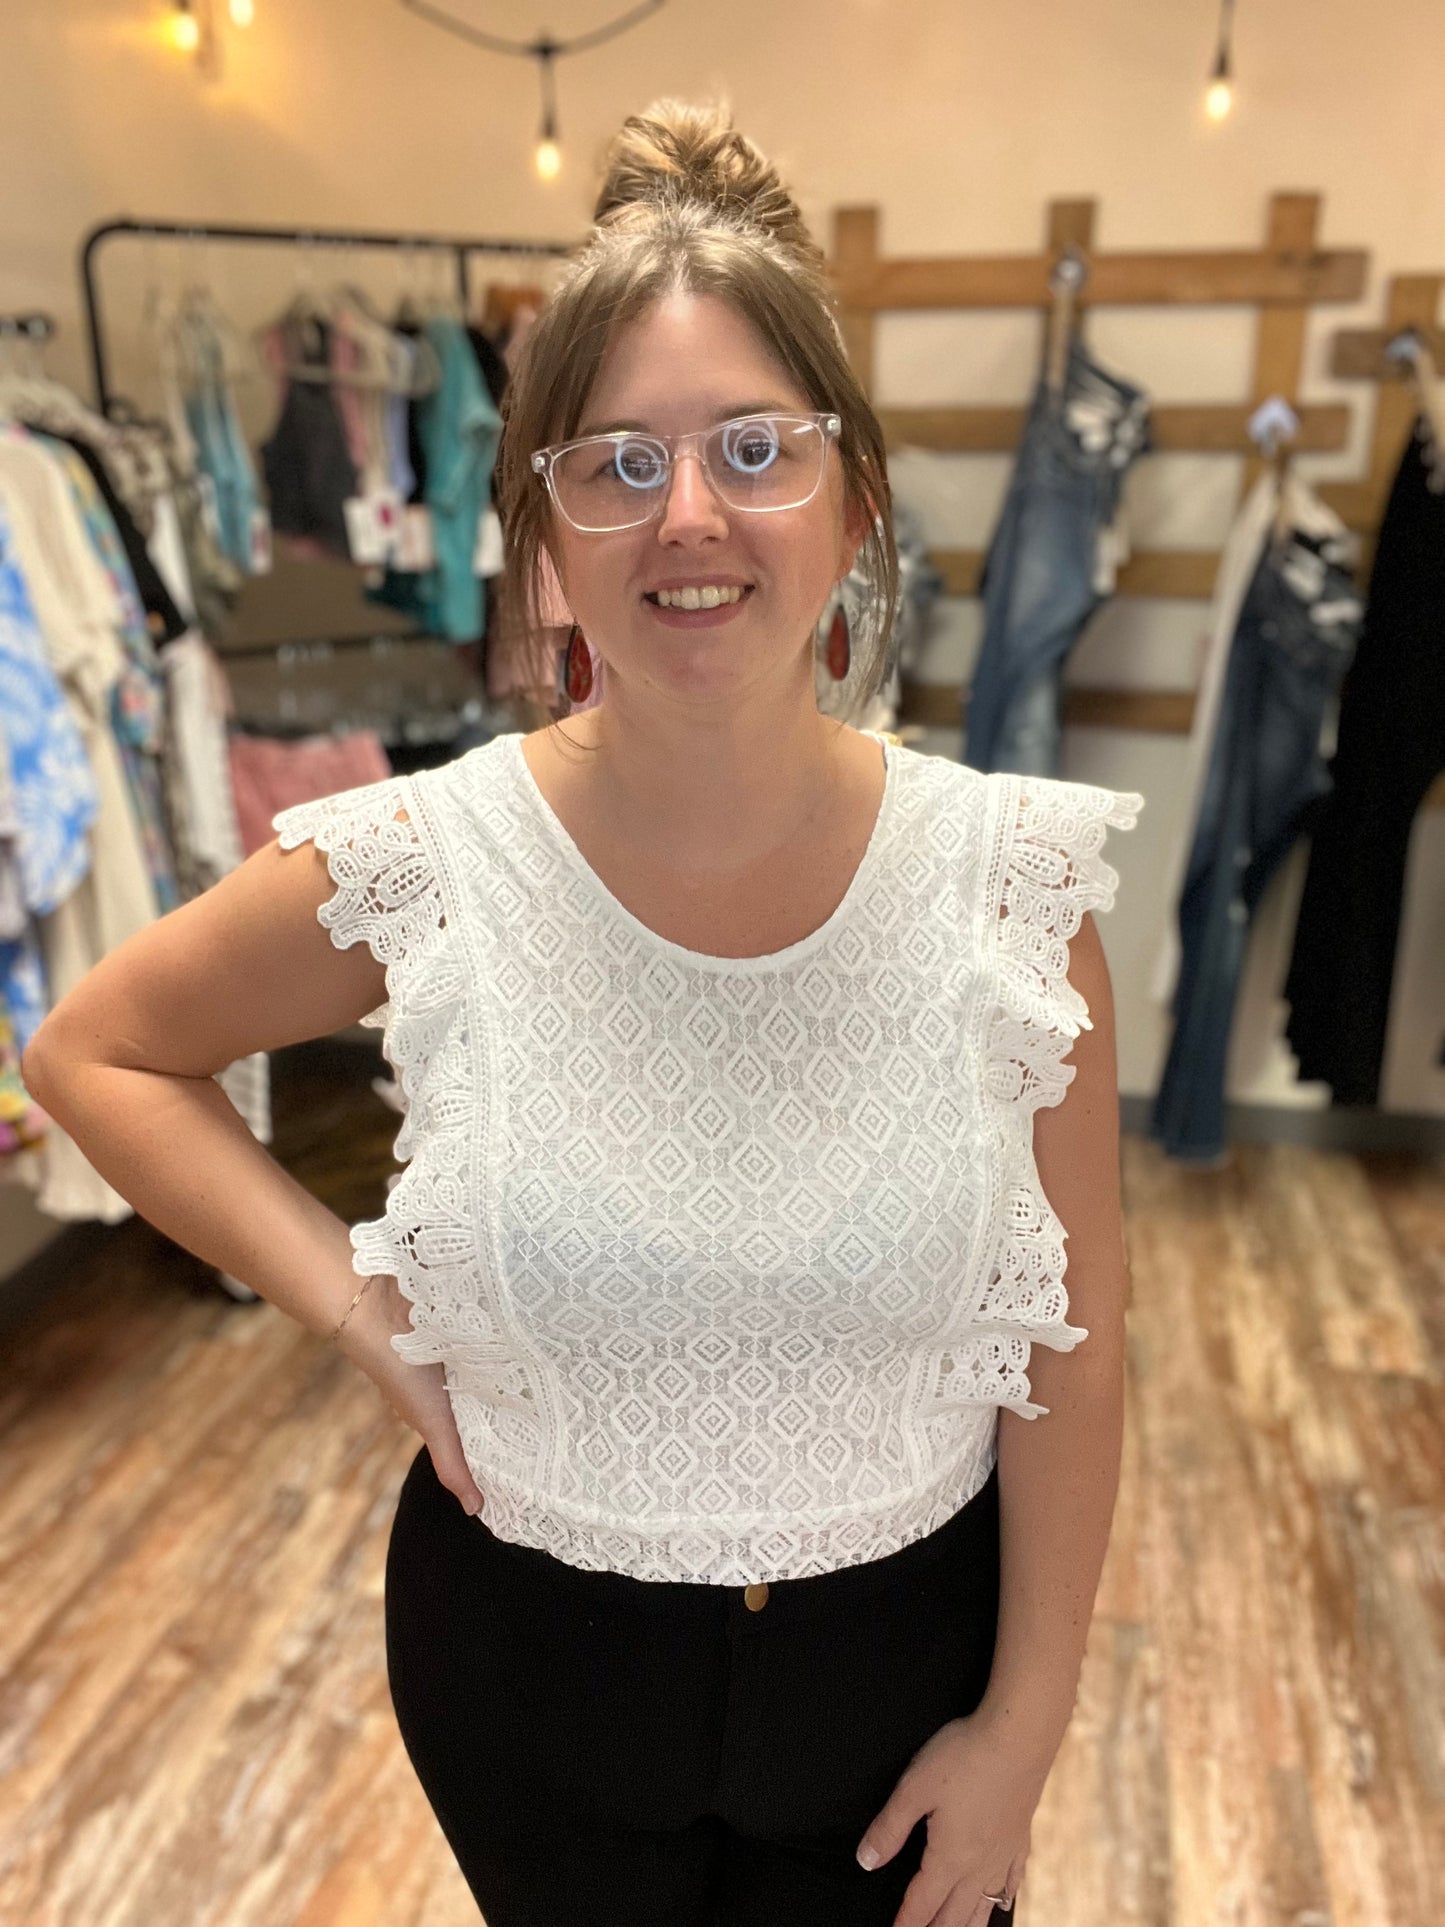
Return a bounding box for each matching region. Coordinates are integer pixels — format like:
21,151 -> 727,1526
531,410 -> 843,534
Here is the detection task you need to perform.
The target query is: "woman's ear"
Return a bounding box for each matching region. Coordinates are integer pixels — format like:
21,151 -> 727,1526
837,491 -> 871,582
537,541 -> 574,625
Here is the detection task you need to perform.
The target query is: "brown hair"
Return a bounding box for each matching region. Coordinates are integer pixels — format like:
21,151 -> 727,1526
491,99 -> 899,719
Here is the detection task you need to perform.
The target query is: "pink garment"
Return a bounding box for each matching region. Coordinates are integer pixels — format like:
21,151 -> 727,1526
229,730 -> 394,857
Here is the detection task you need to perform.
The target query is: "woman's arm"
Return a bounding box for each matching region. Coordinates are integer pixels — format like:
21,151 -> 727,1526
21,826 -> 486,1518
974,909 -> 1131,1769
20,835 -> 397,1337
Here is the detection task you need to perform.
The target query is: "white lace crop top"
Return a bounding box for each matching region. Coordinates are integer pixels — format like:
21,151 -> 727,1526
273,731 -> 1143,1585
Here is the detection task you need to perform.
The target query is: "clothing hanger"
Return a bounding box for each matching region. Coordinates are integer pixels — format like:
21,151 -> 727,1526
1385,327 -> 1445,489
1246,396 -> 1301,544
0,318 -> 104,433
1044,248 -> 1087,400
418,242 -> 464,324
393,241 -> 427,331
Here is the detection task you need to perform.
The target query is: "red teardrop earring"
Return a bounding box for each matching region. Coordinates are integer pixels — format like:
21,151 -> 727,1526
565,622 -> 594,705
825,602 -> 851,681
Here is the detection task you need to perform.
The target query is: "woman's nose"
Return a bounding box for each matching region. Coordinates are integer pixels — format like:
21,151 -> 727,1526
657,449 -> 728,539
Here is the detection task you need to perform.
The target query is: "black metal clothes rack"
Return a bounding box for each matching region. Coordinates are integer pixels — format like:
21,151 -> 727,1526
79,215 -> 575,416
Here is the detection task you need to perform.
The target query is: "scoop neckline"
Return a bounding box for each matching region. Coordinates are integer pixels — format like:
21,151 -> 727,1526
506,728 -> 898,973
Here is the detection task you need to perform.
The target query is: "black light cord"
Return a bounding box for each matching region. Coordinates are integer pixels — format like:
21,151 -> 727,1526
1211,0 -> 1236,81
399,0 -> 666,157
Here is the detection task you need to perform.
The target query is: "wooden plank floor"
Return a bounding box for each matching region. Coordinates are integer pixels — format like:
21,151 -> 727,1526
1,1039 -> 1440,1926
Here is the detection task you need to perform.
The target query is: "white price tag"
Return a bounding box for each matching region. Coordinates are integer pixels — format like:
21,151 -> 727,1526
369,487 -> 403,564
343,496 -> 387,565
394,504 -> 436,572
474,505 -> 505,577
248,506 -> 273,575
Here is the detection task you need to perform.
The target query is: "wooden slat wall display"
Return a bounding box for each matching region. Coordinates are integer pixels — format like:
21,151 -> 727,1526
828,191 -> 1369,721
873,400 -> 1353,457
1239,194 -> 1323,503
898,678 -> 1199,737
930,546 -> 1225,603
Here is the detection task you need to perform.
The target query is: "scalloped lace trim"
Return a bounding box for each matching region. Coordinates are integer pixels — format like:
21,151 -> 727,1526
947,773 -> 1145,1419
272,773 -> 477,1365
273,776 -> 437,1024
272,774 -> 460,1169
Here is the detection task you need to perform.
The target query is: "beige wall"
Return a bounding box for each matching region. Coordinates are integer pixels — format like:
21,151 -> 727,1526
1,0 -> 1442,1270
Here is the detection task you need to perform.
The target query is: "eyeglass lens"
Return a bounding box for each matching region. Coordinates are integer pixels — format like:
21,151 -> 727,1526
549,415 -> 827,531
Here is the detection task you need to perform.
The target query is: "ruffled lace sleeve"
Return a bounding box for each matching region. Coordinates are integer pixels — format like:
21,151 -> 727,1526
272,771 -> 469,1365
973,771 -> 1145,1417
271,774 -> 441,1034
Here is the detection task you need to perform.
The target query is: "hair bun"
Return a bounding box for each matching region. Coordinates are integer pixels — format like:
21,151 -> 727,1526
594,99 -> 824,272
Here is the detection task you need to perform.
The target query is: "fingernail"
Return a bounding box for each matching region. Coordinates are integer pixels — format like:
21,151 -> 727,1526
856,1844 -> 880,1871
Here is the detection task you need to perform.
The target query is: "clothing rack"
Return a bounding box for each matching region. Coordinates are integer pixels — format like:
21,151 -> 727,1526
72,215 -> 577,737
79,215 -> 575,417
220,631 -> 436,662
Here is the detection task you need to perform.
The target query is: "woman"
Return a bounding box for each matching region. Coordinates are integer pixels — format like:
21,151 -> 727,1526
23,102 -> 1143,1927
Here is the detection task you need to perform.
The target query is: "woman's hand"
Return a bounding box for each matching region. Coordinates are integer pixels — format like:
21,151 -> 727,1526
855,1709 -> 1047,1924
335,1273 -> 486,1518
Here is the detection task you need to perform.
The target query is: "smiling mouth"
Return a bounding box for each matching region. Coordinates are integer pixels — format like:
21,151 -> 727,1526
644,585 -> 753,610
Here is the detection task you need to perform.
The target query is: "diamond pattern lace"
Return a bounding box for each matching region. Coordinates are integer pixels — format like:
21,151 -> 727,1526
273,743 -> 1141,1582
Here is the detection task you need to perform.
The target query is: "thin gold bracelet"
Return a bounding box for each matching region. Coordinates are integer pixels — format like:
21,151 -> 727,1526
330,1273 -> 381,1342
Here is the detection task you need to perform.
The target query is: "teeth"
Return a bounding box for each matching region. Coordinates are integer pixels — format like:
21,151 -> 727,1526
655,585 -> 744,609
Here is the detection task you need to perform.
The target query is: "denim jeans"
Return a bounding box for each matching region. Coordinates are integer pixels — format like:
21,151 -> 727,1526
1149,511 -> 1364,1161
963,337 -> 1151,775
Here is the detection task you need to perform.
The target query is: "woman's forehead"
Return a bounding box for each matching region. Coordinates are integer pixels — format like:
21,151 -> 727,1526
582,292 -> 809,426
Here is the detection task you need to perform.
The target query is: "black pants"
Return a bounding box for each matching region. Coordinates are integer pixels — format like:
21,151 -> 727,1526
384,1442 -> 1007,1925
1284,414 -> 1445,1105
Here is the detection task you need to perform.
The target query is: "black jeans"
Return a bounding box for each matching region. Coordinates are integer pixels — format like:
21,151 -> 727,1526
384,1443 -> 1008,1925
1284,415 -> 1445,1104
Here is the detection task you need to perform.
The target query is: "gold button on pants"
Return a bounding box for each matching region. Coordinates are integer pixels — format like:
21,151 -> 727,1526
743,1581 -> 770,1611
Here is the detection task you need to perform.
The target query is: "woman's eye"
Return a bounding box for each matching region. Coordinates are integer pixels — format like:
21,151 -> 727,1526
616,445 -> 664,485
725,423 -> 781,470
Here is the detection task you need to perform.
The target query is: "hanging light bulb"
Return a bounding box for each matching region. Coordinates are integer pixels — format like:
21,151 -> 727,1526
1203,0 -> 1236,120
229,0 -> 255,24
533,43 -> 562,181
167,0 -> 201,53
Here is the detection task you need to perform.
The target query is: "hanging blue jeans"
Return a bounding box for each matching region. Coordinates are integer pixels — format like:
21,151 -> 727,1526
1149,514 -> 1364,1162
963,337 -> 1151,775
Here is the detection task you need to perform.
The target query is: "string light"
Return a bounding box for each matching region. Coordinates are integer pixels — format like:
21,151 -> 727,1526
229,0 -> 255,24
1204,0 -> 1236,121
167,0 -> 201,53
534,45 -> 561,181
